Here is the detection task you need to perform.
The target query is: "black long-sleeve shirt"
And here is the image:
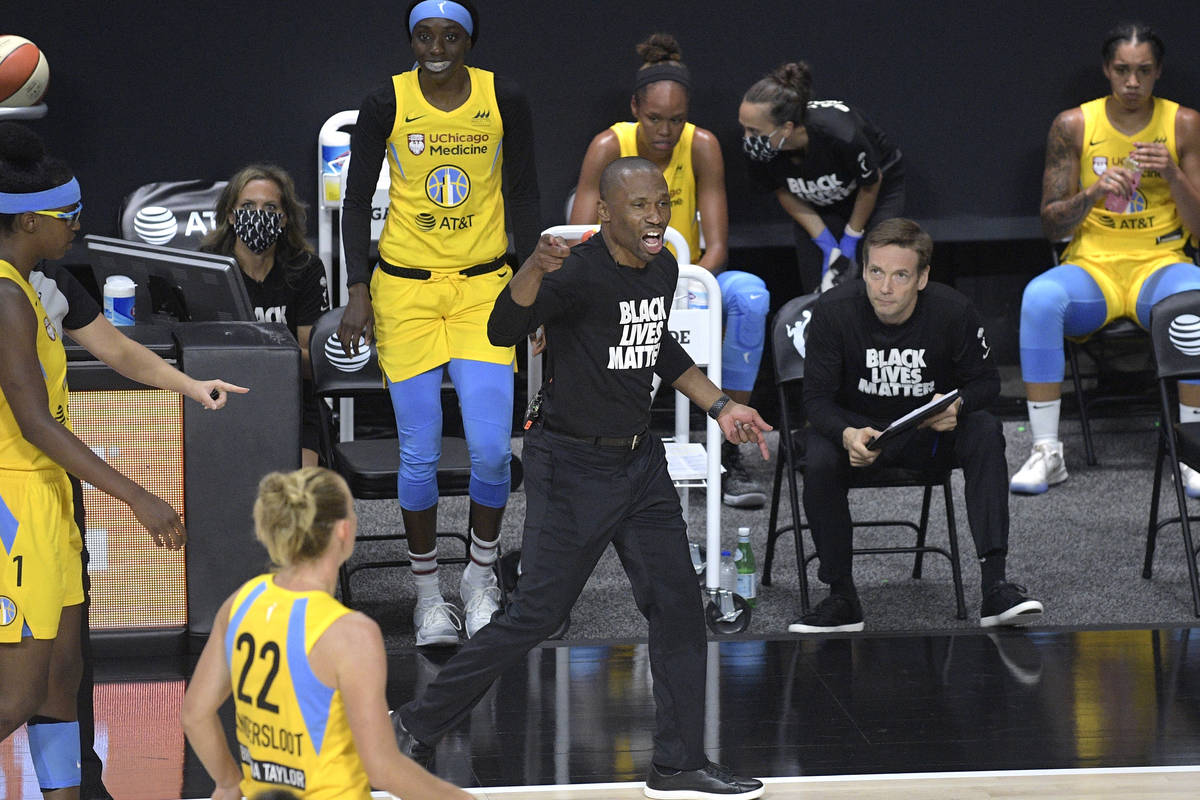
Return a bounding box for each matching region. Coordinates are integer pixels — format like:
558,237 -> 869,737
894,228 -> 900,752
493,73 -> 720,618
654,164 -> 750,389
342,73 -> 541,287
488,234 -> 694,438
802,279 -> 999,444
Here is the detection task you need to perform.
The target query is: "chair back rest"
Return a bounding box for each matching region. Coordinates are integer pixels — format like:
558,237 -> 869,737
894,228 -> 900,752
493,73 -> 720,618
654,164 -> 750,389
119,180 -> 228,250
309,306 -> 386,397
1151,289 -> 1200,381
772,291 -> 821,385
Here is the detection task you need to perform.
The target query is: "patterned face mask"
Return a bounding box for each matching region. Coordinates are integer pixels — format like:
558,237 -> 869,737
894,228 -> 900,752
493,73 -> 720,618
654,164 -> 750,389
232,208 -> 284,254
741,128 -> 783,162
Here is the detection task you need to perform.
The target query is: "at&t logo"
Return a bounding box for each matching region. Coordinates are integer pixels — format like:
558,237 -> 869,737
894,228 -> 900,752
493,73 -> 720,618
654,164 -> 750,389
426,165 -> 470,208
133,206 -> 218,245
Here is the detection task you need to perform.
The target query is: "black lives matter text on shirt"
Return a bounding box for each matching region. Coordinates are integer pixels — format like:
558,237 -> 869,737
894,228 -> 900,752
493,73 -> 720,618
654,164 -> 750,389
488,234 -> 694,439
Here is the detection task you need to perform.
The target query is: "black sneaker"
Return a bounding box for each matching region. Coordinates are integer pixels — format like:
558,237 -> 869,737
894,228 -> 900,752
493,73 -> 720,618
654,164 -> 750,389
721,441 -> 767,509
644,761 -> 764,799
390,710 -> 435,771
787,594 -> 864,633
980,582 -> 1043,627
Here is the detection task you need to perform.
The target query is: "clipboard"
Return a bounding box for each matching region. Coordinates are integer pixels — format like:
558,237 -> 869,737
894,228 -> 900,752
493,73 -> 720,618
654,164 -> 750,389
865,389 -> 960,451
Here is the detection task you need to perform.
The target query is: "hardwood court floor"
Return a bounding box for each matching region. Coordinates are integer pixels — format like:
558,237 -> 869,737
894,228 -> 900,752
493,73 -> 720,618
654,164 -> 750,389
2,627 -> 1198,799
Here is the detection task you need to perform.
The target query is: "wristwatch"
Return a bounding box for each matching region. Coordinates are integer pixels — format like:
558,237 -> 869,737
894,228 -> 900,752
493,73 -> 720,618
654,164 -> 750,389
707,394 -> 732,420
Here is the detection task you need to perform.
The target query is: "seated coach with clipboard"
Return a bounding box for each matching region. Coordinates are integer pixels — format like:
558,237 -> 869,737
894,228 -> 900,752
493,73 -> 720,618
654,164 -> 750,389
793,218 -> 1044,633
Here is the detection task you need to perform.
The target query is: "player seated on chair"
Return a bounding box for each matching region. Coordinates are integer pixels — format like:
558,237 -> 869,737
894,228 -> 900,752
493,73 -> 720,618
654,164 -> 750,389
1011,22 -> 1200,496
791,218 -> 1044,633
569,33 -> 771,510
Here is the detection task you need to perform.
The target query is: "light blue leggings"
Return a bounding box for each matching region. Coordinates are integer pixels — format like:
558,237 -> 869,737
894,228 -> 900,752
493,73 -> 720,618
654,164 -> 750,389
717,270 -> 769,392
387,359 -> 513,511
1019,261 -> 1200,383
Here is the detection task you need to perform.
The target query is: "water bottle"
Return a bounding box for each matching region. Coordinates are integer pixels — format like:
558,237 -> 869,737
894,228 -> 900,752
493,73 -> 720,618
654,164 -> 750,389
1103,157 -> 1141,213
734,527 -> 758,608
686,278 -> 708,309
719,550 -> 737,593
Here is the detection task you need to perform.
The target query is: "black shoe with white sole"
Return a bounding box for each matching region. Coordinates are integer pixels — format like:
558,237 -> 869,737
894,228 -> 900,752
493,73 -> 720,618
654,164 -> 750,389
644,761 -> 764,799
980,582 -> 1043,627
787,593 -> 865,633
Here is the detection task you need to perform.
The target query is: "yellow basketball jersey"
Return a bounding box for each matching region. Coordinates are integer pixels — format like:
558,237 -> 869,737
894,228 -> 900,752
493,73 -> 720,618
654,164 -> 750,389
226,575 -> 370,800
0,260 -> 71,472
1064,97 -> 1186,262
611,120 -> 700,261
379,67 -> 508,273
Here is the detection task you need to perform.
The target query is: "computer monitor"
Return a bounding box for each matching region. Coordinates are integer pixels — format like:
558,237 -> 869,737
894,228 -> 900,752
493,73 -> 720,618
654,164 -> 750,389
85,234 -> 254,323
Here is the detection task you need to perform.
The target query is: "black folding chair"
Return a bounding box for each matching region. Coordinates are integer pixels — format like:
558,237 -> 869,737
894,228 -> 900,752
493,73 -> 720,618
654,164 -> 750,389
1144,290 -> 1200,615
762,293 -> 966,619
308,307 -> 521,604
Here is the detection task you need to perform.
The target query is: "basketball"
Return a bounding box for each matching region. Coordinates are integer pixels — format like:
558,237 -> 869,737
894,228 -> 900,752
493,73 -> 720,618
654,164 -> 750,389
0,35 -> 50,108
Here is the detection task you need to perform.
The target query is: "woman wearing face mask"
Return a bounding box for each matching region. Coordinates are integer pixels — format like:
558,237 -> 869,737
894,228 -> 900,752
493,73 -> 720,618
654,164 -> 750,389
201,164 -> 330,467
739,61 -> 904,294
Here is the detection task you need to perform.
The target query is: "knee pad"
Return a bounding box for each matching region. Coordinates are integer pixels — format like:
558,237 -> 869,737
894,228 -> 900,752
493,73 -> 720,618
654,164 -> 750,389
717,271 -> 769,392
26,716 -> 81,791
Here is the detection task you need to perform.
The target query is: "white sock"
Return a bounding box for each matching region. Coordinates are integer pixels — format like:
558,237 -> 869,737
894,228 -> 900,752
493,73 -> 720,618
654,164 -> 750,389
410,547 -> 441,603
1180,402 -> 1200,424
462,532 -> 499,586
1027,399 -> 1061,446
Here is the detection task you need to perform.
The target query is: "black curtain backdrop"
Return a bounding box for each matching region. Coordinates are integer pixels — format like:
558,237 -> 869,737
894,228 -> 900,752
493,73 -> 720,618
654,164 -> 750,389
6,1 -> 1200,252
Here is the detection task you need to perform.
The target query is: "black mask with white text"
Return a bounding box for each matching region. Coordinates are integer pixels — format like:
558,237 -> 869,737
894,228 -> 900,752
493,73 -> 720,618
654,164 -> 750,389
232,208 -> 284,254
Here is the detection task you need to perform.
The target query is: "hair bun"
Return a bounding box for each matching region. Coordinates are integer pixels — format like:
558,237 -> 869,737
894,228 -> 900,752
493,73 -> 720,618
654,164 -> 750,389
636,33 -> 682,65
772,61 -> 813,95
0,122 -> 46,168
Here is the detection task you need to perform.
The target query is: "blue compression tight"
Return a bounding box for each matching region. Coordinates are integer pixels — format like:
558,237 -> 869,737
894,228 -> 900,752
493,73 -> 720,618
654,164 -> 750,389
717,270 -> 769,392
388,359 -> 513,511
1019,261 -> 1200,383
26,716 -> 81,790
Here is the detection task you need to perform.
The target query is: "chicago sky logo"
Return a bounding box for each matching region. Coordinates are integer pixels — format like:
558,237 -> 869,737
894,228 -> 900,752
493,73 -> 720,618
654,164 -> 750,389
426,165 -> 470,208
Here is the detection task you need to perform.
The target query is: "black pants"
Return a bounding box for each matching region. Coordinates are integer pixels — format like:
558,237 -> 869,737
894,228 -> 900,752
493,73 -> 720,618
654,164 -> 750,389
792,164 -> 907,295
70,475 -> 108,797
802,410 -> 1008,586
399,426 -> 708,770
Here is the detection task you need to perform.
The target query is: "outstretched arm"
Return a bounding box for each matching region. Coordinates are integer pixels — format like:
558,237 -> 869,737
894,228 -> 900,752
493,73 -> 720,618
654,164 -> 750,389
67,315 -> 247,408
671,364 -> 772,460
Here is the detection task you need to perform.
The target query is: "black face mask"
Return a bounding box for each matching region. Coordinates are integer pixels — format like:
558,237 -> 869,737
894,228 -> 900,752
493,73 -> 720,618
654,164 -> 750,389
232,208 -> 284,254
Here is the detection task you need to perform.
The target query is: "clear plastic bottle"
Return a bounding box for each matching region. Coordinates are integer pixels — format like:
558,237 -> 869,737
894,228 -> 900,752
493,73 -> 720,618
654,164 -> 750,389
719,550 -> 738,593
734,527 -> 758,608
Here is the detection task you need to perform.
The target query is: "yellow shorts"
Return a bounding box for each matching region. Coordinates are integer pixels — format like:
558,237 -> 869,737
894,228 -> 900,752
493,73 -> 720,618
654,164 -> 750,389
1067,251 -> 1189,325
370,262 -> 516,382
0,468 -> 82,642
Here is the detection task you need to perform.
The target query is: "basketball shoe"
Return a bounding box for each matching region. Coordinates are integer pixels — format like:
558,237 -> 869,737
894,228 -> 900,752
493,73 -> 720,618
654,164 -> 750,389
1179,463 -> 1200,499
413,598 -> 461,647
1009,441 -> 1068,494
460,572 -> 502,638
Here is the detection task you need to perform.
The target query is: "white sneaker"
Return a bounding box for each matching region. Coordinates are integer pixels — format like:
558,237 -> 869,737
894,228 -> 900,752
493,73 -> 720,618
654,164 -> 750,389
461,574 -> 502,638
1009,441 -> 1068,495
413,599 -> 461,647
1179,464 -> 1200,499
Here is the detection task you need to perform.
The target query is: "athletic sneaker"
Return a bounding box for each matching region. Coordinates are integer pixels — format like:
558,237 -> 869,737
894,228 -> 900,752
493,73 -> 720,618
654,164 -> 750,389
1180,463 -> 1200,499
644,761 -> 764,799
1009,441 -> 1068,494
722,441 -> 767,509
390,710 -> 435,771
787,594 -> 865,633
461,576 -> 502,638
980,582 -> 1043,627
413,599 -> 461,647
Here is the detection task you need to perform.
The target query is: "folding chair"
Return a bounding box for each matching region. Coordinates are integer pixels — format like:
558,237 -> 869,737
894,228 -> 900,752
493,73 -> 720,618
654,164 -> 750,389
1144,289 -> 1200,615
761,293 -> 966,619
308,308 -> 522,604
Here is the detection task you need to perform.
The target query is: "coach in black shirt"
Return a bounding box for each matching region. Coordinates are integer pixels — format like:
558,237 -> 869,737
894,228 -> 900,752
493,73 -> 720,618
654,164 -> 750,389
392,157 -> 767,800
792,218 -> 1044,634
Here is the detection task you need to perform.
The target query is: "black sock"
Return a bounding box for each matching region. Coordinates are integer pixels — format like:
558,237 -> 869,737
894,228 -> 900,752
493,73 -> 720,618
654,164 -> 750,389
980,553 -> 1006,590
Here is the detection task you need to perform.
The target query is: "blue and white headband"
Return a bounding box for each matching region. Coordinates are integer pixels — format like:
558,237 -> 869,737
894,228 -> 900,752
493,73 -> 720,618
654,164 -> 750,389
409,1 -> 473,37
0,176 -> 81,214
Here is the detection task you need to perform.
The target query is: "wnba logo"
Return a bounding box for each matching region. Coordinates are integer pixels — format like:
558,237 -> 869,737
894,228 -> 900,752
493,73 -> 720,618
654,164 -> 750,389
425,165 -> 470,208
0,596 -> 16,627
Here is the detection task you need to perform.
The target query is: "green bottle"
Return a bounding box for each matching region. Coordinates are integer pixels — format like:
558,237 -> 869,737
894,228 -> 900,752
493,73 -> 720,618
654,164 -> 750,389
734,527 -> 757,607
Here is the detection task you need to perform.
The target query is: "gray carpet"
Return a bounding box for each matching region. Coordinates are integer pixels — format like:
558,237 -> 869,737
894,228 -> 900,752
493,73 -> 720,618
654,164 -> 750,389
344,415 -> 1199,651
